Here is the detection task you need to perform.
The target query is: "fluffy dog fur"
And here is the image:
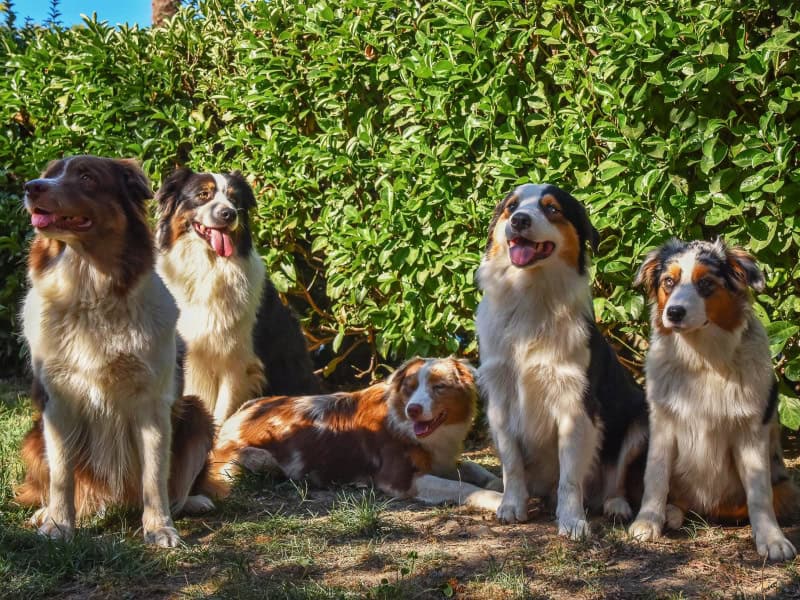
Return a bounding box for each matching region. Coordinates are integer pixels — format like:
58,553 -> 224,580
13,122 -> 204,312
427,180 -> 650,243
208,357 -> 503,508
16,155 -> 217,547
155,168 -> 319,424
629,239 -> 797,561
476,183 -> 648,539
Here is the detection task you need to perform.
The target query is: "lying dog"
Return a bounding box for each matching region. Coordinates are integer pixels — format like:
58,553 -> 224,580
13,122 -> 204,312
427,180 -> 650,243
208,357 -> 503,508
16,156 -> 216,547
155,168 -> 319,424
629,239 -> 797,561
476,183 -> 648,539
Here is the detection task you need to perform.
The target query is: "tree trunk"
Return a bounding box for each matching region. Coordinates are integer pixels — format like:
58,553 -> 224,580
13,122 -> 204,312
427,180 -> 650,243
152,0 -> 180,27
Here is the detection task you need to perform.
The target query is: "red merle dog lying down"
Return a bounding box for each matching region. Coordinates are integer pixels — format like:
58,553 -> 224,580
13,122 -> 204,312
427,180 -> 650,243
208,357 -> 504,507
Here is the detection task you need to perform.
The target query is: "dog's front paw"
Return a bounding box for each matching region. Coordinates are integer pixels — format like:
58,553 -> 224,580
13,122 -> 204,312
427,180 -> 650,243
629,517 -> 662,542
558,517 -> 591,540
755,530 -> 797,562
37,516 -> 74,541
603,496 -> 632,521
144,525 -> 181,548
496,494 -> 528,524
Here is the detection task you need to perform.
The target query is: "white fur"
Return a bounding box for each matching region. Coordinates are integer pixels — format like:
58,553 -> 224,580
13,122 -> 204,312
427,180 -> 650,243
23,245 -> 181,547
477,201 -> 600,539
662,249 -> 708,330
630,299 -> 796,561
158,233 -> 266,424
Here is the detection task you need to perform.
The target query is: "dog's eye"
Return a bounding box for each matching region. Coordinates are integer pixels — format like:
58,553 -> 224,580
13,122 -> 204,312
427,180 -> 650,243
432,384 -> 447,394
543,204 -> 560,215
80,172 -> 93,182
506,200 -> 518,212
662,277 -> 675,291
198,190 -> 211,201
696,277 -> 716,296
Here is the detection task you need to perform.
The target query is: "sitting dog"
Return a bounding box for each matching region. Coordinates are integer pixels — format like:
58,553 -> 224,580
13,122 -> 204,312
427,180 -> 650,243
629,239 -> 797,561
208,357 -> 503,508
16,156 -> 217,547
476,183 -> 648,539
155,168 -> 319,424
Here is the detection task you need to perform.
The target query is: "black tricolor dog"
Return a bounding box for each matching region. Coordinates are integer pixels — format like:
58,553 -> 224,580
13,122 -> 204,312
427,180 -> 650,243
155,168 -> 320,424
476,183 -> 648,538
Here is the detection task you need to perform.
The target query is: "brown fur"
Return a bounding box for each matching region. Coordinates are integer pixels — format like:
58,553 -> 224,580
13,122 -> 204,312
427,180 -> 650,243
209,358 -> 501,503
15,395 -> 217,517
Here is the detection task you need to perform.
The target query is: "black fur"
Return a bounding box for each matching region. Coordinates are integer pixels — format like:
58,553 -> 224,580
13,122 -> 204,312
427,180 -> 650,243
763,380 -> 779,425
583,318 -> 648,463
254,279 -> 321,396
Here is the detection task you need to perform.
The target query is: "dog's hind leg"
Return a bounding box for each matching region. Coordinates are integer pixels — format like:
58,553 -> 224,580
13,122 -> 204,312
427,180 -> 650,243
603,420 -> 648,521
169,396 -> 216,516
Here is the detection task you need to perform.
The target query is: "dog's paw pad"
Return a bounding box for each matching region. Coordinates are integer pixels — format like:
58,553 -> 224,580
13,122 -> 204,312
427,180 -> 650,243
559,518 -> 591,540
629,519 -> 662,542
145,526 -> 181,548
603,496 -> 632,521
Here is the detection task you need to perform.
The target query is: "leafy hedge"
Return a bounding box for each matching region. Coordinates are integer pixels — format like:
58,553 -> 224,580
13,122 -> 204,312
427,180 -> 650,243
1,0 -> 799,422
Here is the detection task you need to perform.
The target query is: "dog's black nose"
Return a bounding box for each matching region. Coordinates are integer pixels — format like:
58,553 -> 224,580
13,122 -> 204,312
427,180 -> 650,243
216,206 -> 236,224
24,179 -> 51,200
666,305 -> 686,322
510,212 -> 531,230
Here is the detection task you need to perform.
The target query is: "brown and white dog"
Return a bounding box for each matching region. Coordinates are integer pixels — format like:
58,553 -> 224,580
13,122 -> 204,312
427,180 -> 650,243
15,156 -> 217,547
155,169 -> 319,425
476,183 -> 648,539
629,239 -> 797,561
208,357 -> 503,508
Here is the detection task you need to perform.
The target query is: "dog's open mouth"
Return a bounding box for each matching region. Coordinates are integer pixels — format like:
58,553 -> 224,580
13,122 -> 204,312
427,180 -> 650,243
508,237 -> 555,267
412,411 -> 447,438
30,208 -> 92,231
193,222 -> 234,258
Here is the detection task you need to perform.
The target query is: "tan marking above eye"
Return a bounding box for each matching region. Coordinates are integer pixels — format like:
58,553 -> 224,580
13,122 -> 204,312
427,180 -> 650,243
504,194 -> 519,214
540,194 -> 562,216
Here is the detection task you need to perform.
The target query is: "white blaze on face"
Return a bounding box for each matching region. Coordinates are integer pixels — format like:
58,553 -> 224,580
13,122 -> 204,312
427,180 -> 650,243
662,250 -> 708,331
406,363 -> 435,420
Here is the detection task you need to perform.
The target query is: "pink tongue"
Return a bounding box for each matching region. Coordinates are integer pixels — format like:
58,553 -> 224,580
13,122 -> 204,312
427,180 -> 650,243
31,213 -> 57,228
510,244 -> 536,266
209,229 -> 234,257
413,422 -> 430,436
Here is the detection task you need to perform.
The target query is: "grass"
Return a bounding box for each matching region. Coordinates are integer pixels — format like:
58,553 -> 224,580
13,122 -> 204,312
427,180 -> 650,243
2,378 -> 800,598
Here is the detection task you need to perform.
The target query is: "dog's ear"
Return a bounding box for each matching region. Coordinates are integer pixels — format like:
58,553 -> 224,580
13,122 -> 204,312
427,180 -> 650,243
449,357 -> 477,387
387,357 -> 426,392
484,190 -> 515,257
228,171 -> 257,210
155,167 -> 193,218
725,245 -> 765,293
114,158 -> 153,207
634,247 -> 663,298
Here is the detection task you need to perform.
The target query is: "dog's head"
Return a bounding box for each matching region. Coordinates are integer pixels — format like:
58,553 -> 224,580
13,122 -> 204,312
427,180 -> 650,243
484,183 -> 599,275
23,155 -> 154,285
155,168 -> 257,258
386,357 -> 477,441
635,238 -> 764,333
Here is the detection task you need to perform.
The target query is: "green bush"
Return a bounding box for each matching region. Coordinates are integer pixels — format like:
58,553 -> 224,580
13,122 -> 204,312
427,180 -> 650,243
1,0 -> 799,422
